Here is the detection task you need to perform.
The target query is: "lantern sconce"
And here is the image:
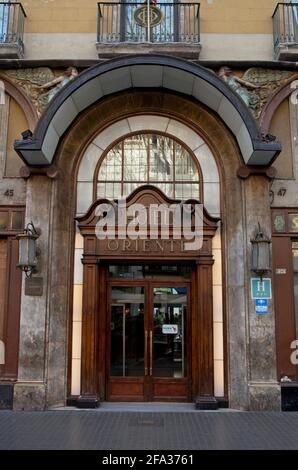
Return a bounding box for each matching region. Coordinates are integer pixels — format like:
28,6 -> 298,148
251,222 -> 271,280
17,222 -> 40,278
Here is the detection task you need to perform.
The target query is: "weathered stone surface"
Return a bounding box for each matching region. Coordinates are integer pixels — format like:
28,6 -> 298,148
96,42 -> 201,60
16,176 -> 51,388
13,383 -> 46,411
227,286 -> 249,410
244,176 -> 279,390
0,384 -> 13,410
249,384 -> 281,411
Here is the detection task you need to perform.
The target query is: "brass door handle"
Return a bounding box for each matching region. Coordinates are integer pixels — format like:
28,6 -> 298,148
149,330 -> 153,376
145,330 -> 148,376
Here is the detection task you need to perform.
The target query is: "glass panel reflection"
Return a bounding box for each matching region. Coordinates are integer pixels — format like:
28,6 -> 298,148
292,242 -> 298,271
175,183 -> 200,199
153,287 -> 187,378
11,211 -> 24,230
123,135 -> 148,181
98,144 -> 122,181
97,133 -> 200,199
0,212 -> 8,230
108,265 -> 192,279
110,286 -> 145,377
149,135 -> 173,182
175,144 -> 199,181
97,182 -> 121,199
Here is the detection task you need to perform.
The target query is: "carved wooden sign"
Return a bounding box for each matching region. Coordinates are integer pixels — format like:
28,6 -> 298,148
77,186 -> 219,261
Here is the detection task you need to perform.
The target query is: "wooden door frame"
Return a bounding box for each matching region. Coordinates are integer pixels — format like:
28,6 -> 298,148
75,186 -> 219,407
105,278 -> 191,402
106,279 -> 148,402
148,280 -> 191,402
0,205 -> 24,382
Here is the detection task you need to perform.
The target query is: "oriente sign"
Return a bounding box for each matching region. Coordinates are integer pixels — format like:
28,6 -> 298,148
95,197 -> 204,252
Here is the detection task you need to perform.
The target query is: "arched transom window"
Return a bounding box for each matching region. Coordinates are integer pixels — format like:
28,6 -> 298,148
96,133 -> 200,200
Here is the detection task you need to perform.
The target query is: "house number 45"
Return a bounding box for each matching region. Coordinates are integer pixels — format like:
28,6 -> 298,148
4,189 -> 14,197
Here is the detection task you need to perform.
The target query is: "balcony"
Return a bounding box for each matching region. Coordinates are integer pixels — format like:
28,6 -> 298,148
0,2 -> 26,58
96,2 -> 201,60
273,2 -> 298,60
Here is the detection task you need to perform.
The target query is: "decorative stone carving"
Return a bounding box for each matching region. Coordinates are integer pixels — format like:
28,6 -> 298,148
218,66 -> 262,112
3,67 -> 79,116
218,67 -> 295,119
4,68 -> 55,116
242,68 -> 295,119
39,67 -> 78,103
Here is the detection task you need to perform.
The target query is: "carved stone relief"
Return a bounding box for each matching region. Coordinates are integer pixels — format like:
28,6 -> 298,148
3,68 -> 55,116
218,67 -> 296,119
3,67 -> 79,116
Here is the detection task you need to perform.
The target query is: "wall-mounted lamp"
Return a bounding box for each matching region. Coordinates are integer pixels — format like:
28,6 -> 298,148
17,222 -> 39,277
251,223 -> 271,279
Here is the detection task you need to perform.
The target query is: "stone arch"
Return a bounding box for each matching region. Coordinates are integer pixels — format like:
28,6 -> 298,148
259,76 -> 298,134
21,89 -> 246,409
0,74 -> 38,130
76,115 -> 220,217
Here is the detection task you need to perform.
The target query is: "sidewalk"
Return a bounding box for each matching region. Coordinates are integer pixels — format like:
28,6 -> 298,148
0,408 -> 298,450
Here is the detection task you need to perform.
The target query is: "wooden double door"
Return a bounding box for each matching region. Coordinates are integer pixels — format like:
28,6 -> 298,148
107,280 -> 190,401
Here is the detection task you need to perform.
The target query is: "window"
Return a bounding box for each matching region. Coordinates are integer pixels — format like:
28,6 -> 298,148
97,133 -> 200,200
0,3 -> 9,43
0,207 -> 24,234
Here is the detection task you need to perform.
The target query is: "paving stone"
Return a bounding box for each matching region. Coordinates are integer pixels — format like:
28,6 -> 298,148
1,410 -> 298,450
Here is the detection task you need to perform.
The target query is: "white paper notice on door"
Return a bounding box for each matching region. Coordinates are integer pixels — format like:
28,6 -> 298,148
162,324 -> 178,334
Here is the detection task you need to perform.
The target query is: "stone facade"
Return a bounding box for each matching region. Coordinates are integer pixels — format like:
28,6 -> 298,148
0,0 -> 298,411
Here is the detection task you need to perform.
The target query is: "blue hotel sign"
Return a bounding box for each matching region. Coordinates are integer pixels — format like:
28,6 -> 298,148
251,278 -> 272,300
255,299 -> 269,315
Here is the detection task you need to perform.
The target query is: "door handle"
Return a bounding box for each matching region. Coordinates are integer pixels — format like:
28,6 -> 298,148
149,330 -> 153,376
145,330 -> 148,376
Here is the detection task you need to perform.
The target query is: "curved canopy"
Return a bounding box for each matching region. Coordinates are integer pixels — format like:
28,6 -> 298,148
14,55 -> 281,167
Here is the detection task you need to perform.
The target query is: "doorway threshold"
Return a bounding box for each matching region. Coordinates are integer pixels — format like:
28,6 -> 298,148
55,402 -> 237,412
99,402 -> 196,412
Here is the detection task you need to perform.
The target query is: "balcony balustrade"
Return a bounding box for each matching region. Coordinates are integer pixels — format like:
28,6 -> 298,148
96,2 -> 201,59
273,3 -> 298,60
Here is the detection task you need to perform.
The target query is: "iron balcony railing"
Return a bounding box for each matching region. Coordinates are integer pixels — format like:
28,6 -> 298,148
97,2 -> 200,44
0,2 -> 26,51
272,2 -> 298,50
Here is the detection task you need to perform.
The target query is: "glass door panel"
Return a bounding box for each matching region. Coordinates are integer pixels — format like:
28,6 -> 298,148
110,286 -> 145,377
152,286 -> 187,378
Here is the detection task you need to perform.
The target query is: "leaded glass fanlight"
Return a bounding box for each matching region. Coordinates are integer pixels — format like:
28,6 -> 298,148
97,133 -> 200,200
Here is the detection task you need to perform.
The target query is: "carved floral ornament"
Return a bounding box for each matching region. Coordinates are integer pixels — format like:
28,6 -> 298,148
2,66 -> 296,120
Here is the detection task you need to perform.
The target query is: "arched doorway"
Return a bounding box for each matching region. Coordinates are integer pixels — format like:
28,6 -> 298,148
72,116 -> 222,405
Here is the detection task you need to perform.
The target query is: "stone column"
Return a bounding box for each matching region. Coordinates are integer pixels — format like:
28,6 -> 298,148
244,175 -> 280,411
13,175 -> 52,410
225,176 -> 249,410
